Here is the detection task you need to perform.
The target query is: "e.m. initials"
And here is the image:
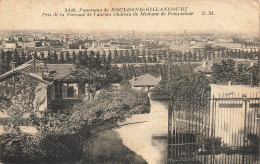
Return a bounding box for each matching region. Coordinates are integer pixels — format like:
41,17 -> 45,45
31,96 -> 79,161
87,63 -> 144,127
202,11 -> 215,15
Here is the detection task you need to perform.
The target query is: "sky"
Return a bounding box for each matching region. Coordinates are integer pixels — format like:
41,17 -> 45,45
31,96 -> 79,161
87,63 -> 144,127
0,0 -> 259,36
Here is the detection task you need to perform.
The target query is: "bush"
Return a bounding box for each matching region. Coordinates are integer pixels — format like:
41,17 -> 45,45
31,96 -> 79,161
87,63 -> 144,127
0,117 -> 30,126
0,133 -> 83,163
0,88 -> 150,163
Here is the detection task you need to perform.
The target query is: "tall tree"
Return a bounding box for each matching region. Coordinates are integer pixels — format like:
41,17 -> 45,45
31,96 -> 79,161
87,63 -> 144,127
83,50 -> 88,59
130,49 -> 135,63
6,51 -> 12,71
140,64 -> 145,74
207,52 -> 211,60
78,51 -> 83,61
101,50 -> 106,65
136,49 -> 140,57
122,64 -> 128,80
127,64 -> 133,79
193,51 -> 197,62
157,51 -> 162,61
113,49 -> 118,63
221,49 -> 225,58
107,50 -> 112,64
147,50 -> 152,63
59,51 -> 64,63
125,50 -> 130,63
53,51 -> 58,63
233,49 -> 238,58
188,50 -> 192,62
203,52 -> 207,60
230,50 -> 234,58
198,50 -> 202,61
162,50 -> 166,61
142,49 -> 146,63
144,63 -> 148,73
158,64 -> 163,78
0,49 -> 5,74
212,51 -> 215,59
72,51 -> 76,62
183,53 -> 187,62
47,50 -> 51,62
118,50 -> 124,63
12,49 -> 18,63
152,51 -> 157,63
65,51 -> 70,62
96,51 -> 101,63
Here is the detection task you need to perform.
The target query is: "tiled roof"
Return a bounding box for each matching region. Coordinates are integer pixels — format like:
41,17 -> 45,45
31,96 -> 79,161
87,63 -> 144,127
129,73 -> 160,87
194,62 -> 213,73
0,60 -> 76,83
0,59 -> 39,81
45,64 -> 75,80
0,60 -> 51,84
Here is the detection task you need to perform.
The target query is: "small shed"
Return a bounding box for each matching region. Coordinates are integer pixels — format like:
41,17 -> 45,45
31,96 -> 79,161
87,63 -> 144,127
129,73 -> 161,91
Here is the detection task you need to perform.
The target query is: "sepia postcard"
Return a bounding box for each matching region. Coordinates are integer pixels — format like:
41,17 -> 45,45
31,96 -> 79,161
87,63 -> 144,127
0,0 -> 259,163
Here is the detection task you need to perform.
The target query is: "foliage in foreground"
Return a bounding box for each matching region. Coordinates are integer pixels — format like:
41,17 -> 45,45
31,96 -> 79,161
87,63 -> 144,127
0,89 -> 150,163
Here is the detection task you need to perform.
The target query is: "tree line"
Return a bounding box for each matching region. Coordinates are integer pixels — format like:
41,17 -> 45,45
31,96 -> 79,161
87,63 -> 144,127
0,48 -> 259,75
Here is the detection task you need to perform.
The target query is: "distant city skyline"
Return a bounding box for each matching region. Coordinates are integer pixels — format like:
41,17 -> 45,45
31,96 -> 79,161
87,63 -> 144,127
0,0 -> 259,36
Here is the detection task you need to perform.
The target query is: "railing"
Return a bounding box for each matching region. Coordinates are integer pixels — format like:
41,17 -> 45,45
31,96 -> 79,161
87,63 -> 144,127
168,95 -> 260,164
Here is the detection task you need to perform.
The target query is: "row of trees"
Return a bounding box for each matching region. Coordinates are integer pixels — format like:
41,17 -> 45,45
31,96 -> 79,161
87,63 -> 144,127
1,48 -> 259,74
1,49 -> 258,87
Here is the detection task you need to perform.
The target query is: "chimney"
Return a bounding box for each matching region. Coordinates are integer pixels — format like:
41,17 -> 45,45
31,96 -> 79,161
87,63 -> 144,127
42,65 -> 49,79
202,60 -> 207,68
10,61 -> 16,71
228,81 -> 232,86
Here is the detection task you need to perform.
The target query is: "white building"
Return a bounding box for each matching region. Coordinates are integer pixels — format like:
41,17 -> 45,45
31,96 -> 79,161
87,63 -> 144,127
4,43 -> 17,49
210,84 -> 260,147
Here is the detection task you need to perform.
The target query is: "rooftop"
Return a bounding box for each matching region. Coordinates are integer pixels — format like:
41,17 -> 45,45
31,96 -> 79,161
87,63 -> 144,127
0,59 -> 77,83
129,73 -> 161,87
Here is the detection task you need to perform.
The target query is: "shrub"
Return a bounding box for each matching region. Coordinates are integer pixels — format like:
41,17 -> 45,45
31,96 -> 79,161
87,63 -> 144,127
0,133 -> 83,163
